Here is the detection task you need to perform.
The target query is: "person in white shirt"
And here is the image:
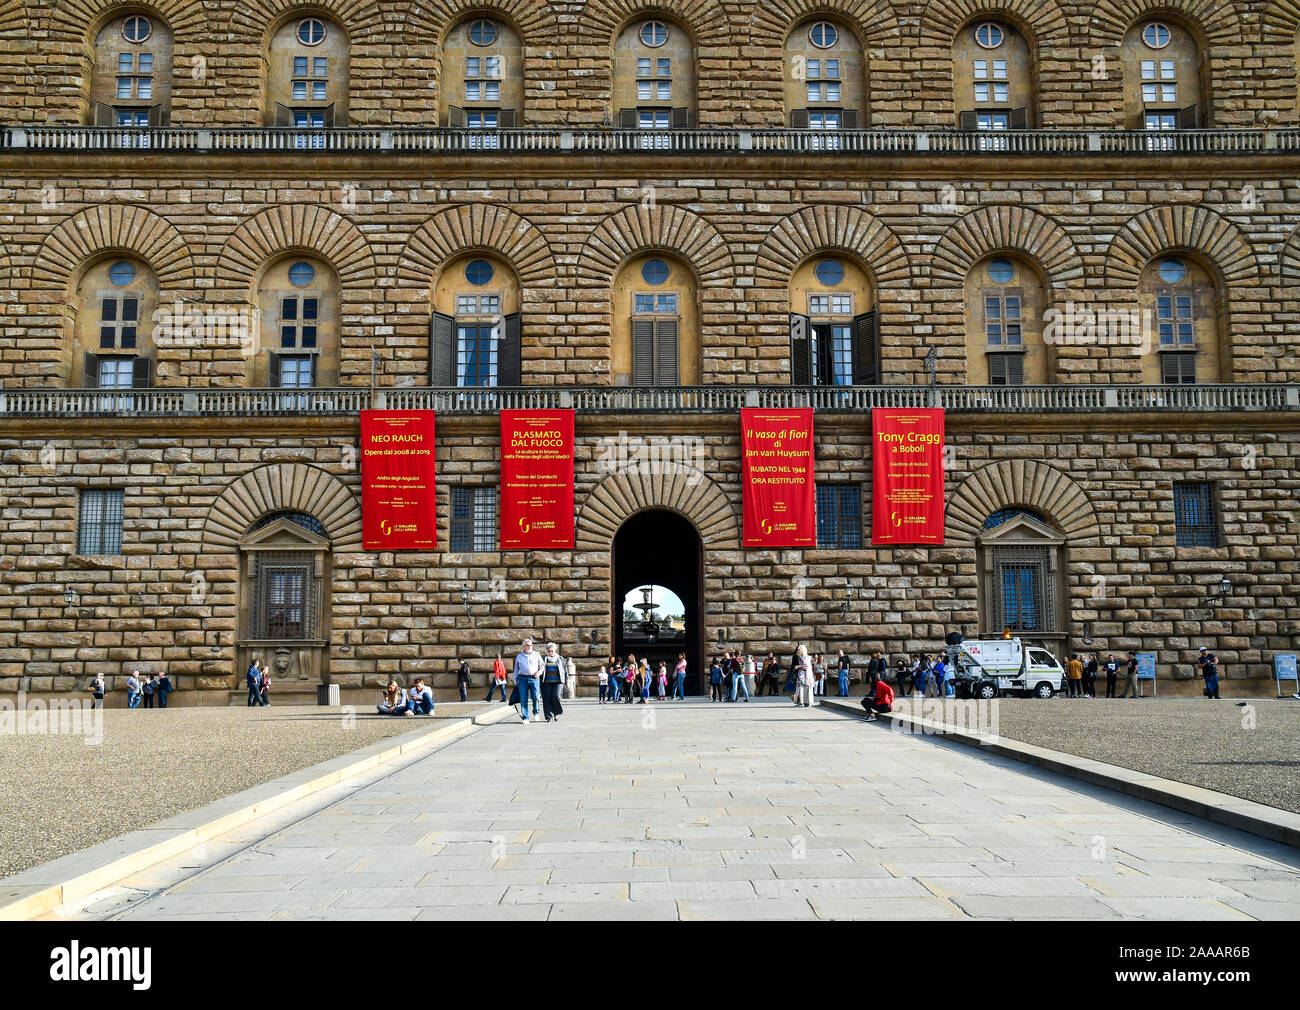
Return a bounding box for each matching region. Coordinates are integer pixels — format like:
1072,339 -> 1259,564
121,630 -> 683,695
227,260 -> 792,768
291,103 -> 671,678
514,639 -> 543,723
793,645 -> 813,707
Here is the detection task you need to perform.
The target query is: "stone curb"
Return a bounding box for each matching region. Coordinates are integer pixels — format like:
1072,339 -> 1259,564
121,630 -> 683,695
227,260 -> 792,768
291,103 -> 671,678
0,703 -> 518,921
816,697 -> 1300,850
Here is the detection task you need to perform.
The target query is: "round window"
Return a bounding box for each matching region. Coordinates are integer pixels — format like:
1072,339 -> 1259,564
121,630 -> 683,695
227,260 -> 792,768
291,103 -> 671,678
975,23 -> 1004,49
288,261 -> 316,287
987,259 -> 1015,284
640,259 -> 670,286
1158,258 -> 1186,284
108,261 -> 135,286
639,20 -> 668,47
1142,22 -> 1171,49
469,19 -> 498,46
122,15 -> 152,43
814,259 -> 845,287
296,18 -> 326,46
808,21 -> 838,49
465,259 -> 494,286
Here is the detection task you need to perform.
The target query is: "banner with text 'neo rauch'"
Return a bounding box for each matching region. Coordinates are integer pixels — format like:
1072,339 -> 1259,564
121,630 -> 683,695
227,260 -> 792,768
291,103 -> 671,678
361,410 -> 437,551
741,407 -> 816,548
871,407 -> 945,546
499,409 -> 575,550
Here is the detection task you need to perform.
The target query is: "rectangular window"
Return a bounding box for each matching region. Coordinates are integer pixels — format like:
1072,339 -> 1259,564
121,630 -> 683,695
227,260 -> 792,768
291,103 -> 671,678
806,58 -> 841,103
99,297 -> 138,349
984,295 -> 1021,346
115,52 -> 153,100
456,324 -> 499,387
292,57 -> 327,102
77,488 -> 124,555
278,355 -> 314,388
455,293 -> 501,315
808,294 -> 853,315
97,356 -> 136,389
636,57 -> 671,101
810,323 -> 853,386
1173,481 -> 1218,547
266,568 -> 307,639
973,59 -> 1008,104
633,292 -> 677,314
450,486 -> 497,552
1141,59 -> 1177,104
1156,293 -> 1194,346
816,484 -> 862,549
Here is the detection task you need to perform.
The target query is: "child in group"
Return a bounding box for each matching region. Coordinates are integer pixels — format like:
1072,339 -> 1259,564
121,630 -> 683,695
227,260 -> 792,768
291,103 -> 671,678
598,664 -> 609,704
657,662 -> 667,700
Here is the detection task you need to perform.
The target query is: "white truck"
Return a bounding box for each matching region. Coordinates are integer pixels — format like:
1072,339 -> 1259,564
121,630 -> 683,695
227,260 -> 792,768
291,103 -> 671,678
950,637 -> 1065,699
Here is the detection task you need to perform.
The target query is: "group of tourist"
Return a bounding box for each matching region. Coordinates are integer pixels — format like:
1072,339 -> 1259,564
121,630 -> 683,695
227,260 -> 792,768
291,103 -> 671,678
243,660 -> 273,707
500,639 -> 570,722
597,651 -> 689,704
99,670 -> 174,709
1063,652 -> 1142,698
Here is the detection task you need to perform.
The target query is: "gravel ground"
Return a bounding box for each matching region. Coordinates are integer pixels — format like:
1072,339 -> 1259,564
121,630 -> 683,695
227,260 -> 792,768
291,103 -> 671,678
887,696 -> 1300,814
0,702 -> 497,878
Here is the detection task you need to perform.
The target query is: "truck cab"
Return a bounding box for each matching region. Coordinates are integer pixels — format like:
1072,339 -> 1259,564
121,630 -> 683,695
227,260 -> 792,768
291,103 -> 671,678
951,638 -> 1064,699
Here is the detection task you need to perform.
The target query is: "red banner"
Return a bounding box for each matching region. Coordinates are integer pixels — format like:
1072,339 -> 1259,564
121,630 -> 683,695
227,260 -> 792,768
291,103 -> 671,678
500,409 -> 575,550
741,407 -> 816,548
871,408 -> 945,545
361,410 -> 437,551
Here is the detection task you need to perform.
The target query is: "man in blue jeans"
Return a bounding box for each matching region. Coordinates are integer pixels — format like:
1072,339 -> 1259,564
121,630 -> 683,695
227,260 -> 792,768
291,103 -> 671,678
245,659 -> 264,707
730,653 -> 749,702
837,651 -> 850,696
514,638 -> 542,722
409,678 -> 434,715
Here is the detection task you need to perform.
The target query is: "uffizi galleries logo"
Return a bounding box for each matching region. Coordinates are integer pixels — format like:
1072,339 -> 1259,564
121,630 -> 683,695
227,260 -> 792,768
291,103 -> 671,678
49,943 -> 152,990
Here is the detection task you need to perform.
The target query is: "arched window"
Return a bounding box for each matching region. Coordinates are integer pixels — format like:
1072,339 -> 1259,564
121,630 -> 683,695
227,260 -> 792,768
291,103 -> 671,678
964,255 -> 1050,385
976,509 -> 1065,646
75,257 -> 158,389
442,16 -> 522,139
250,511 -> 328,537
266,15 -> 350,138
253,256 -> 340,388
1138,255 -> 1223,384
784,19 -> 865,142
953,20 -> 1034,139
90,13 -> 173,137
429,254 -> 522,386
788,255 -> 877,384
613,18 -> 696,144
1123,19 -> 1204,139
613,253 -> 698,386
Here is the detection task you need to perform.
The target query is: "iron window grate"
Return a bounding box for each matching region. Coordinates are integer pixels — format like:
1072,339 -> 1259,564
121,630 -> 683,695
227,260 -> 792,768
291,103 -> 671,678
77,488 -> 124,555
1173,481 -> 1219,547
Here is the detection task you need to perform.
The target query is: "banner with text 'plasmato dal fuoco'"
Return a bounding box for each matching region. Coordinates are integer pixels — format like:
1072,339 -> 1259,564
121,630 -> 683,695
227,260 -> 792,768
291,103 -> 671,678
499,409 -> 575,549
361,410 -> 437,550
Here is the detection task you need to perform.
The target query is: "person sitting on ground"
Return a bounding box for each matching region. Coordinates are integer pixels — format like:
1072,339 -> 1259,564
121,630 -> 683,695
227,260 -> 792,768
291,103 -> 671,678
377,680 -> 409,716
862,674 -> 895,722
409,678 -> 434,715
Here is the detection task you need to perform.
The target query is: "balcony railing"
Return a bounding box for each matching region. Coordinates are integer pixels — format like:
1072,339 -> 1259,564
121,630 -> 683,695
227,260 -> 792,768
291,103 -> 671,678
3,126 -> 1299,156
1,384 -> 1295,418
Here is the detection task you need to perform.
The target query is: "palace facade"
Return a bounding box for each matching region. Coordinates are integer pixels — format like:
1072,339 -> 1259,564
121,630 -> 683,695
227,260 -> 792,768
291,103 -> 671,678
1,0 -> 1299,702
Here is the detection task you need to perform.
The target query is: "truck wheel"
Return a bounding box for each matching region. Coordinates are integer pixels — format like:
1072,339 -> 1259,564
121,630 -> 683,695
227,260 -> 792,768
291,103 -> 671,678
975,681 -> 998,700
1034,682 -> 1054,699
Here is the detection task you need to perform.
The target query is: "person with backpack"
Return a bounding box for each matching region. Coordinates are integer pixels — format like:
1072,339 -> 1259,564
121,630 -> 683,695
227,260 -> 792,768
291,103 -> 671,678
89,673 -> 105,710
1083,654 -> 1098,699
486,654 -> 509,702
155,671 -> 173,708
912,658 -> 929,699
141,673 -> 155,709
456,657 -> 471,702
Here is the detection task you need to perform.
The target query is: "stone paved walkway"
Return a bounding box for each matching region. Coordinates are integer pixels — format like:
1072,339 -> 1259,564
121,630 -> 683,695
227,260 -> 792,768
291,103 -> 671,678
98,700 -> 1300,920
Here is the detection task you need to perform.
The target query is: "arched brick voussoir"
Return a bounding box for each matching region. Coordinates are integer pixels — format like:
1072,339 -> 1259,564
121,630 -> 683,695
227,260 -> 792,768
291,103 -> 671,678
226,0 -> 385,40
749,0 -> 903,46
755,205 -> 913,287
398,0 -> 561,45
44,0 -> 211,40
31,204 -> 196,291
930,205 -> 1083,288
576,204 -> 735,287
1091,0 -> 1243,45
945,460 -> 1102,546
576,0 -> 734,46
1103,205 -> 1260,289
202,464 -> 362,552
576,465 -> 741,551
917,0 -> 1070,45
216,205 -> 378,289
397,205 -> 558,290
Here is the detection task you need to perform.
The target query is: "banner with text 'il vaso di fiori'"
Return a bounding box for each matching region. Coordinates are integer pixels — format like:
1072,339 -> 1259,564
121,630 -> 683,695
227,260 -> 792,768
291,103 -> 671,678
741,407 -> 816,548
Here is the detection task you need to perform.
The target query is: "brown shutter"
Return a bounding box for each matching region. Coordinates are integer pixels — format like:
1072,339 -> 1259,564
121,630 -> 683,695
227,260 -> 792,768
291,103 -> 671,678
307,354 -> 318,387
852,310 -> 879,385
83,352 -> 101,388
1177,104 -> 1200,130
430,312 -> 454,386
617,107 -> 638,130
274,103 -> 294,128
814,323 -> 834,385
498,312 -> 521,386
267,351 -> 282,388
322,103 -> 336,128
448,104 -> 466,128
1006,353 -> 1025,386
147,104 -> 164,128
632,318 -> 655,385
671,107 -> 691,129
1162,351 -> 1196,384
498,108 -> 515,128
94,102 -> 115,128
131,355 -> 152,388
790,107 -> 809,130
958,110 -> 978,131
1009,106 -> 1028,129
989,354 -> 1006,385
840,108 -> 859,130
655,319 -> 679,385
790,313 -> 811,385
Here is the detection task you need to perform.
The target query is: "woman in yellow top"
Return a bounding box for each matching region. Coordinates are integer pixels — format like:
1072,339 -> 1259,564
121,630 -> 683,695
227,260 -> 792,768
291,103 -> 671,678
1066,656 -> 1084,698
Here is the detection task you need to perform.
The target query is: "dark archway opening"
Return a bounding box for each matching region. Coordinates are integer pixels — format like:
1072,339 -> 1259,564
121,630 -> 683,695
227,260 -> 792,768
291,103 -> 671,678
612,509 -> 704,695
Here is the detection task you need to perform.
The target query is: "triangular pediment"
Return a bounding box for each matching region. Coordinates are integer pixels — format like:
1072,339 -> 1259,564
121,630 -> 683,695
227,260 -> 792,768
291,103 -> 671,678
979,513 -> 1064,546
238,517 -> 331,550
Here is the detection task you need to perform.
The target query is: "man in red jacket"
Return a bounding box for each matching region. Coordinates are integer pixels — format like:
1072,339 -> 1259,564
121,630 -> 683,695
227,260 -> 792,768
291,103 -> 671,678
861,675 -> 894,721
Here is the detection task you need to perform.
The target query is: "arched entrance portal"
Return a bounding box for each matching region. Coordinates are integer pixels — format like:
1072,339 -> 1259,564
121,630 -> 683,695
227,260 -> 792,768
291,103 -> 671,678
612,510 -> 704,695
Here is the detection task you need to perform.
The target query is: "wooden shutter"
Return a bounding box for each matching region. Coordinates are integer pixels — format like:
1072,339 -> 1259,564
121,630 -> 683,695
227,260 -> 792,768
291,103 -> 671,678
632,318 -> 655,385
671,107 -> 691,129
1009,106 -> 1028,129
131,355 -> 152,388
498,312 -> 521,386
1162,351 -> 1195,384
83,352 -> 101,388
430,312 -> 454,386
617,108 -> 638,130
958,110 -> 978,131
1177,104 -> 1199,130
1005,353 -> 1024,386
322,103 -> 336,128
989,354 -> 1006,385
448,104 -> 466,128
814,324 -> 834,385
841,108 -> 859,130
655,319 -> 679,385
498,108 -> 515,128
852,310 -> 879,385
307,354 -> 318,387
790,108 -> 809,130
267,351 -> 282,388
274,103 -> 294,128
146,104 -> 164,128
93,102 -> 115,128
789,313 -> 811,385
